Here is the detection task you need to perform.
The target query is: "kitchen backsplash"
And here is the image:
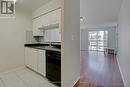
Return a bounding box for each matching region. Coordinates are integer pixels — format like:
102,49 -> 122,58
26,30 -> 44,44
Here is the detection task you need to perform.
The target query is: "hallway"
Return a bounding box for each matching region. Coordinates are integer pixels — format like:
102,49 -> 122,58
75,51 -> 124,87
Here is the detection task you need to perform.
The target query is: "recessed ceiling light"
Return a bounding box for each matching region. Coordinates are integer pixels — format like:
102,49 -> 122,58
80,17 -> 84,22
13,0 -> 16,3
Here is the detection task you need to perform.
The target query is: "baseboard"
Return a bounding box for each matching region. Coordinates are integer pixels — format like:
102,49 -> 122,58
117,58 -> 126,87
0,66 -> 26,75
72,76 -> 80,87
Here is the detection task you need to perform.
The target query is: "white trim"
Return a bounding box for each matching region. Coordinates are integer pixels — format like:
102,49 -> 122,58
61,76 -> 80,87
117,58 -> 126,87
0,67 -> 25,76
72,76 -> 80,87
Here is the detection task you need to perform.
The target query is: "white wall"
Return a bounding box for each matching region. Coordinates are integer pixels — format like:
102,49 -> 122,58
80,26 -> 117,52
62,0 -> 80,87
0,7 -> 32,73
118,0 -> 130,87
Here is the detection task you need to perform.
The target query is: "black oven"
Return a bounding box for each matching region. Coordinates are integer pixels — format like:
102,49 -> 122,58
46,50 -> 61,86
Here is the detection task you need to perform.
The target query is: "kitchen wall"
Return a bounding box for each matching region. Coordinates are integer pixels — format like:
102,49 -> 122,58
80,26 -> 118,52
118,0 -> 130,86
0,7 -> 32,73
62,0 -> 80,87
25,30 -> 40,44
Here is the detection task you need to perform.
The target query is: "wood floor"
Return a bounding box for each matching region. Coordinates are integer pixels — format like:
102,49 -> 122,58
74,51 -> 124,87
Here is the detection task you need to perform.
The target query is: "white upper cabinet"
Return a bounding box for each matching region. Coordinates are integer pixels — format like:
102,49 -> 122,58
44,29 -> 52,42
40,12 -> 50,27
32,17 -> 44,36
40,8 -> 61,31
32,8 -> 62,42
50,9 -> 61,25
44,29 -> 61,42
51,29 -> 61,42
44,9 -> 62,42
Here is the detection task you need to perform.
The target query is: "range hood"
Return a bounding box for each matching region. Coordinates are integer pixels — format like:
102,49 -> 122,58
38,23 -> 59,30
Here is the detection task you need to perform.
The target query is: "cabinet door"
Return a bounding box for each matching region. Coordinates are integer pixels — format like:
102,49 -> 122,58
49,9 -> 61,25
51,9 -> 62,34
37,50 -> 46,76
31,48 -> 38,71
50,29 -> 61,42
44,29 -> 61,42
32,18 -> 44,36
25,47 -> 29,67
25,47 -> 32,68
44,29 -> 52,42
40,12 -> 50,27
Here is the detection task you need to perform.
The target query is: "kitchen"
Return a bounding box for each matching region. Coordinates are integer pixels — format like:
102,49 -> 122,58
0,0 -> 80,87
24,0 -> 61,86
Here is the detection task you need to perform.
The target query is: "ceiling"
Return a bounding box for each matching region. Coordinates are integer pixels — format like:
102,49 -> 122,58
16,0 -> 52,12
16,0 -> 123,28
80,0 -> 123,28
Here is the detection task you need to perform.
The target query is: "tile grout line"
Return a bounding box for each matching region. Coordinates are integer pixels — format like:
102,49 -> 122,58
0,77 -> 6,87
14,70 -> 48,87
14,72 -> 30,87
0,68 -> 58,87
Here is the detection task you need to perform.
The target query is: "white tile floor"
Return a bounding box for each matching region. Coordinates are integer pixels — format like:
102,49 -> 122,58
0,68 -> 57,87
